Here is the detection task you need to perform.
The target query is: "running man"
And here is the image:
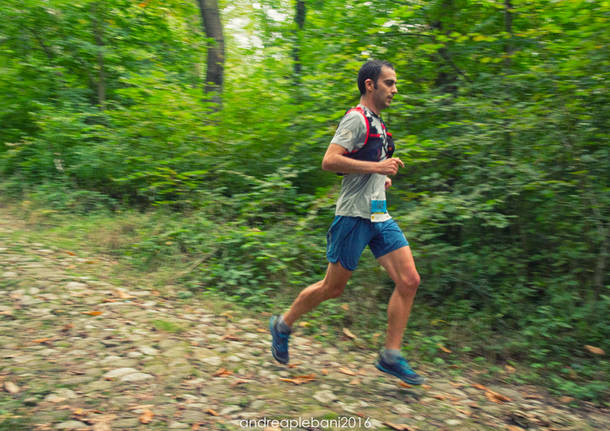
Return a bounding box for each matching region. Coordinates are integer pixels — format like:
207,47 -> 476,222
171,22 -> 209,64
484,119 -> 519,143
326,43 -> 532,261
270,60 -> 424,385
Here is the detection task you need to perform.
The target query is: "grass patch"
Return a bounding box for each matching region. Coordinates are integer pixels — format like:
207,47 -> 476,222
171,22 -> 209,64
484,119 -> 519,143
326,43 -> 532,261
152,319 -> 186,333
0,417 -> 32,431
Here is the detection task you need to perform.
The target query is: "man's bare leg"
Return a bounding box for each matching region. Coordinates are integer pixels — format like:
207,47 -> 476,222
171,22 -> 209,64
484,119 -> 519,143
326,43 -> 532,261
377,246 -> 420,349
283,262 -> 352,327
270,262 -> 352,364
375,246 -> 424,384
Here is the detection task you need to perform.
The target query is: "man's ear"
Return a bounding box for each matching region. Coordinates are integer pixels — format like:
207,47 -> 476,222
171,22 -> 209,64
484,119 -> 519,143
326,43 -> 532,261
365,78 -> 375,92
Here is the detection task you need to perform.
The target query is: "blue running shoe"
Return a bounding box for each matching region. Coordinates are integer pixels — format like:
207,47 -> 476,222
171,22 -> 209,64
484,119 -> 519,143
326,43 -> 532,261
269,315 -> 290,364
375,354 -> 424,385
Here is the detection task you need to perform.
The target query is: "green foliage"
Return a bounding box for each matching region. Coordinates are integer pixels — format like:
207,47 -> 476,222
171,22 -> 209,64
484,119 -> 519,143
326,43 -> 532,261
1,0 -> 608,402
152,319 -> 185,333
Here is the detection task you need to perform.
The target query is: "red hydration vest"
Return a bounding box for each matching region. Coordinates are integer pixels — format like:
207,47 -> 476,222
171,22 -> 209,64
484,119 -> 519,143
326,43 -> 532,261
343,106 -> 395,162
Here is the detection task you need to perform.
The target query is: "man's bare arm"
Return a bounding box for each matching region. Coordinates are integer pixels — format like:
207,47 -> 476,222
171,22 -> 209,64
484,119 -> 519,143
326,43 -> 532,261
321,143 -> 404,176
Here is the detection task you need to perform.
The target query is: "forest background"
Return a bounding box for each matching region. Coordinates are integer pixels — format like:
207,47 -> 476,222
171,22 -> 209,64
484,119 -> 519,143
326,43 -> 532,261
0,0 -> 608,404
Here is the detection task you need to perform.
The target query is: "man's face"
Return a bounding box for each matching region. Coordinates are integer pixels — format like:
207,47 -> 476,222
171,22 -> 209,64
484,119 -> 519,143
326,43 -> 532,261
371,66 -> 398,111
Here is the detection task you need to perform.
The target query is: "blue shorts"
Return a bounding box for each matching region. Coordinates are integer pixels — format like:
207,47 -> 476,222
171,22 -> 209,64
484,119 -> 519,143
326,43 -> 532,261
326,216 -> 409,271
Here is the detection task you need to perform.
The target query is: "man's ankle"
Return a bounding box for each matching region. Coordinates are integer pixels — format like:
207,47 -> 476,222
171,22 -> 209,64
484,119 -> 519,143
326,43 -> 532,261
381,348 -> 402,364
276,315 -> 292,334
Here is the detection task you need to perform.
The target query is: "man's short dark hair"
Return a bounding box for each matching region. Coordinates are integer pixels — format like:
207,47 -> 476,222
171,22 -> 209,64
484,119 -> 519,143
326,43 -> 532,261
358,60 -> 394,96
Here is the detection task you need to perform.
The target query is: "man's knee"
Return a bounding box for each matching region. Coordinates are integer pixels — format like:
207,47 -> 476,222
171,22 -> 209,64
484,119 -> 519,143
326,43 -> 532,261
322,280 -> 346,299
396,272 -> 420,295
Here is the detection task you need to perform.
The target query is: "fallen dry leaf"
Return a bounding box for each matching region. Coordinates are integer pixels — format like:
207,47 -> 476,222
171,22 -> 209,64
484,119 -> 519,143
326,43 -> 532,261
32,337 -> 53,344
341,303 -> 350,311
399,381 -> 412,388
584,345 -> 605,355
321,369 -> 329,375
279,374 -> 316,385
213,368 -> 233,377
506,426 -> 525,431
139,409 -> 154,424
559,396 -> 575,403
485,389 -> 512,403
71,408 -> 85,416
230,379 -> 249,387
433,394 -> 446,400
4,381 -> 20,394
338,367 -> 357,376
384,422 -> 415,431
473,383 -> 511,403
221,334 -> 240,341
437,343 -> 452,353
342,327 -> 357,340
113,289 -> 134,300
83,310 -> 103,316
220,311 -> 233,319
421,384 -> 432,390
349,378 -> 361,385
505,365 -> 516,373
206,408 -> 219,416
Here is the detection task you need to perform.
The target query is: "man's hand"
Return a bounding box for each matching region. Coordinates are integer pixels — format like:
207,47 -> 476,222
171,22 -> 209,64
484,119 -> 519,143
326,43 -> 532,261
385,177 -> 392,189
376,157 -> 404,176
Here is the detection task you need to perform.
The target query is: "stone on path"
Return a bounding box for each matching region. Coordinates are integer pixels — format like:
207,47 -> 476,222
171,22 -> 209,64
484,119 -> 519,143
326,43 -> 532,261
139,345 -> 159,355
120,372 -> 154,382
182,409 -> 209,423
220,405 -> 242,416
55,420 -> 88,430
103,367 -> 139,379
198,355 -> 222,367
45,388 -> 78,403
65,281 -> 88,290
313,390 -> 338,404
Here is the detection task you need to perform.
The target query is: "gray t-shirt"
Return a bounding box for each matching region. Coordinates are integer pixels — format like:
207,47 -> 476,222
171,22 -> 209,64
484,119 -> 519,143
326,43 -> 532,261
330,105 -> 391,222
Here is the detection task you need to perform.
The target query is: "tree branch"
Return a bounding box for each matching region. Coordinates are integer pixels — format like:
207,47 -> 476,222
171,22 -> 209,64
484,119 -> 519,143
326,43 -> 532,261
437,46 -> 472,83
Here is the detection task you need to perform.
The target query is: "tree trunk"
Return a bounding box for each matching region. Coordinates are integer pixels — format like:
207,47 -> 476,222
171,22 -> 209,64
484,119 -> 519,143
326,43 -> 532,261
503,0 -> 514,155
92,2 -> 106,109
431,0 -> 459,94
196,0 -> 225,102
504,0 -> 514,69
293,0 -> 305,79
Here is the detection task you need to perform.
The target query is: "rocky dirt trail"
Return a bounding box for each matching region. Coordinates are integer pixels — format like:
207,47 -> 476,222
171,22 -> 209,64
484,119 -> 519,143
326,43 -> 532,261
0,211 -> 608,431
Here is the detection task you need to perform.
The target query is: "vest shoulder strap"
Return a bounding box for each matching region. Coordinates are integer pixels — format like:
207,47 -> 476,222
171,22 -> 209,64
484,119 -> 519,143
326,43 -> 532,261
345,106 -> 370,151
